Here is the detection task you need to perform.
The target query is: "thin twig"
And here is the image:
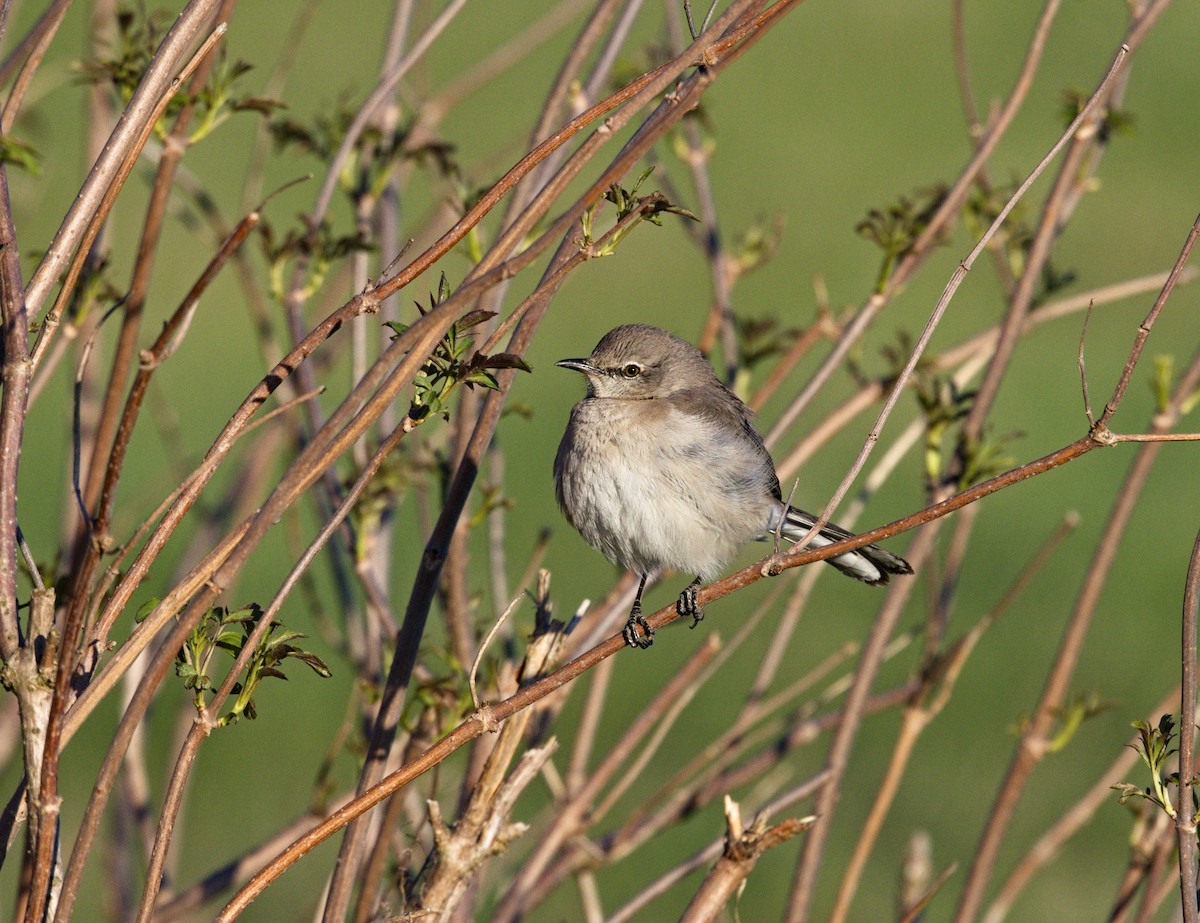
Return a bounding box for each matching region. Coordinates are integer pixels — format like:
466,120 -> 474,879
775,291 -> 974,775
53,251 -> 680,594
784,523 -> 939,922
469,594 -> 524,711
678,798 -> 814,923
897,863 -> 960,923
1079,300 -> 1096,426
489,636 -> 723,923
827,512 -> 1077,923
1178,528 -> 1200,923
1098,211 -> 1200,429
604,771 -> 831,923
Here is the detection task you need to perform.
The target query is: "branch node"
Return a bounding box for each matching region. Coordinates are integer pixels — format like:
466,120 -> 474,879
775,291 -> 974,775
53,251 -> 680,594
760,554 -> 784,578
475,704 -> 500,733
1089,423 -> 1118,447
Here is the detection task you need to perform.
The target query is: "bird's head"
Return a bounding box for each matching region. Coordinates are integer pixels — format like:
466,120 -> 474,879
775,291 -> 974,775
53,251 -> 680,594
556,324 -> 716,400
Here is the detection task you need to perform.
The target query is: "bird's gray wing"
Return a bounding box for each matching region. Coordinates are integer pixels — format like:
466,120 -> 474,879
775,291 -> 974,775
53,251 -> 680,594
663,384 -> 782,499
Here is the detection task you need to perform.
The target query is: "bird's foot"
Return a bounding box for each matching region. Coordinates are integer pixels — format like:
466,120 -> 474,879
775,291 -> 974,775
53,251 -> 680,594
677,578 -> 704,629
623,602 -> 654,649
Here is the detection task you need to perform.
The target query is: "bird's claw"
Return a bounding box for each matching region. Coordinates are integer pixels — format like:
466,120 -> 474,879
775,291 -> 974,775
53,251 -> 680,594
677,579 -> 703,629
623,610 -> 654,648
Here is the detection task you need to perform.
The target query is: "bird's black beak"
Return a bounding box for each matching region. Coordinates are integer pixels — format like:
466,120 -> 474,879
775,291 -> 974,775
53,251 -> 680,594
555,358 -> 598,375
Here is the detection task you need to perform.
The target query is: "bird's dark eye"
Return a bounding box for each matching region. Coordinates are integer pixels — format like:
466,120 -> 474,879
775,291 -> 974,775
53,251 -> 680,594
622,364 -> 641,378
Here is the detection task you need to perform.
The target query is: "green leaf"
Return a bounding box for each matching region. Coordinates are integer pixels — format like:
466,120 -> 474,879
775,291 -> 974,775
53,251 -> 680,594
135,597 -> 162,622
0,135 -> 42,175
479,353 -> 532,373
457,309 -> 496,331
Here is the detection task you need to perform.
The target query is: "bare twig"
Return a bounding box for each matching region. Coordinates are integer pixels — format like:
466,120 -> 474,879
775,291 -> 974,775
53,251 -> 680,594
828,513 -> 1078,923
28,4 -> 228,366
784,522 -> 938,922
489,636 -> 722,923
1098,210 -> 1200,430
469,594 -> 524,711
1178,528 -> 1200,923
417,741 -> 559,921
897,862 -> 960,923
1079,301 -> 1096,426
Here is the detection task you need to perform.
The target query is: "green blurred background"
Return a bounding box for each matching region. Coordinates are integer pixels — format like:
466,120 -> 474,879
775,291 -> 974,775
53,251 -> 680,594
6,0 -> 1200,920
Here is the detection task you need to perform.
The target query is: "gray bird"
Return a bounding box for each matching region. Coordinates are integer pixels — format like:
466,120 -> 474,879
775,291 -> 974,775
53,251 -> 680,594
554,324 -> 912,648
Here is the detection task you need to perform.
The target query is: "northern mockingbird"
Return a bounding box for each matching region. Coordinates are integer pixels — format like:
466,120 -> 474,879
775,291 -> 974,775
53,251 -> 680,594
554,324 -> 912,648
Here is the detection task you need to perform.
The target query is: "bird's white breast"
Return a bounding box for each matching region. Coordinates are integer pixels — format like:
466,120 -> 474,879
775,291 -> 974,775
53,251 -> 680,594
554,398 -> 775,579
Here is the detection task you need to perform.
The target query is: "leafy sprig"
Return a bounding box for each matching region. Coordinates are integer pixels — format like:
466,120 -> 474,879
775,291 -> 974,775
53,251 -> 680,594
1112,714 -> 1199,822
384,275 -> 532,422
175,604 -> 331,726
856,185 -> 949,292
81,7 -> 278,143
581,168 -> 698,256
258,217 -> 371,302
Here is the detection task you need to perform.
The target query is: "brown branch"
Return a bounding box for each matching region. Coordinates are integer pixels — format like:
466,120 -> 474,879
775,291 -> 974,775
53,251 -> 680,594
828,513 -> 1076,923
678,798 -> 814,923
617,634 -> 853,844
410,589 -> 568,920
950,0 -> 981,136
956,50 -> 1124,454
153,793 -> 359,922
65,3 -> 237,669
898,862 -> 960,923
210,407 -> 1137,919
784,521 -> 939,922
21,5 -> 1190,912
489,636 -> 723,923
83,202 -> 261,618
0,0 -> 70,133
771,266 -> 1197,489
417,742 -> 558,921
22,43 -> 235,846
121,408 -> 426,922
56,176 -> 649,760
219,387 -> 1188,919
0,105 -> 48,919
1099,213 -> 1200,429
321,208 -> 636,910
0,0 -> 68,88
424,0 -> 593,120
0,114 -> 28,664
1109,808 -> 1171,923
604,772 -> 831,923
321,0 -> 790,903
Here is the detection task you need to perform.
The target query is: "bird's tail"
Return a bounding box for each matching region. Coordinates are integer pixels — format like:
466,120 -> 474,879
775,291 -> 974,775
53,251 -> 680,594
771,505 -> 913,585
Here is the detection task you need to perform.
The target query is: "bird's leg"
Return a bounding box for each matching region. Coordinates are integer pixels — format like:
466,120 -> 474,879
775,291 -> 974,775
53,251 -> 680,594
678,577 -> 703,629
623,574 -> 654,649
